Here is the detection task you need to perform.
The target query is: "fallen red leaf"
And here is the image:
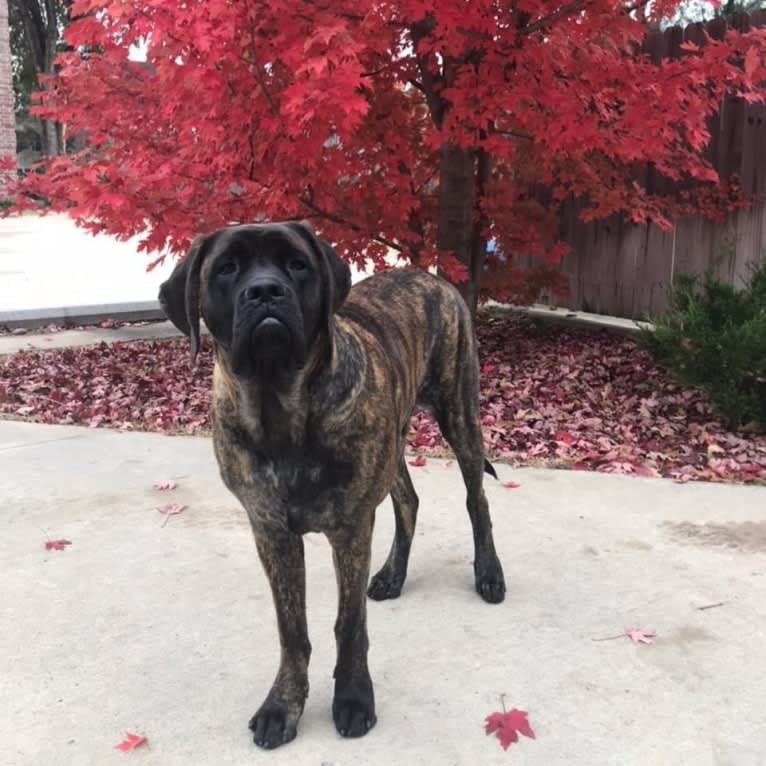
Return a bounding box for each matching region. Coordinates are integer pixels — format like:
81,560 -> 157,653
45,539 -> 71,550
502,480 -> 521,488
625,628 -> 656,644
555,430 -> 575,445
114,732 -> 147,752
408,455 -> 427,467
157,504 -> 186,516
485,708 -> 535,750
153,479 -> 177,490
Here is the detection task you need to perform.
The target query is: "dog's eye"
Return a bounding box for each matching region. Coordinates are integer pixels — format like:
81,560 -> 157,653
216,261 -> 237,277
288,258 -> 307,272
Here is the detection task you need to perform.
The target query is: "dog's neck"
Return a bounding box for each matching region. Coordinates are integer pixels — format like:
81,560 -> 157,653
212,322 -> 365,449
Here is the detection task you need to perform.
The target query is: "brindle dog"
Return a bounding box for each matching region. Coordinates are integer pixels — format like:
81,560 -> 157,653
159,221 -> 505,750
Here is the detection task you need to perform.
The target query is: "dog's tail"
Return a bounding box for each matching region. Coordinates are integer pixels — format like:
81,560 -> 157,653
483,458 -> 498,480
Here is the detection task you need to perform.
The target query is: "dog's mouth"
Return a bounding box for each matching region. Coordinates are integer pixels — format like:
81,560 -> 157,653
230,312 -> 305,379
249,316 -> 292,359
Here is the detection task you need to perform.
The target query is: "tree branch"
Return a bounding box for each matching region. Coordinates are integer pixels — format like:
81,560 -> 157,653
298,195 -> 405,253
410,17 -> 445,129
361,65 -> 389,78
494,128 -> 534,140
519,0 -> 588,35
242,0 -> 287,131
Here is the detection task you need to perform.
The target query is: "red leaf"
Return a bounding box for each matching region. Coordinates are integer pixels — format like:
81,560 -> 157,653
45,539 -> 72,551
408,455 -> 427,467
153,479 -> 178,490
503,480 -> 521,488
114,732 -> 147,752
157,504 -> 186,516
625,628 -> 656,644
485,708 -> 535,750
554,431 -> 575,445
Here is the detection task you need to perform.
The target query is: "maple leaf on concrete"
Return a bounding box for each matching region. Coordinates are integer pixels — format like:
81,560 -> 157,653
114,732 -> 147,752
408,455 -> 427,467
485,708 -> 536,750
625,628 -> 657,644
44,539 -> 71,550
503,480 -> 521,488
153,479 -> 177,490
157,504 -> 187,528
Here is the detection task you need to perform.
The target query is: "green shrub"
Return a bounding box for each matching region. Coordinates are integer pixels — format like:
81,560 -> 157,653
641,259 -> 766,429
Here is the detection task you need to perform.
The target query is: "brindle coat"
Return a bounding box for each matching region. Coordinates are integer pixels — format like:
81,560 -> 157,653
159,221 -> 505,750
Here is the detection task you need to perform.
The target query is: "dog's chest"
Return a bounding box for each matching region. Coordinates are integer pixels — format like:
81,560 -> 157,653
217,429 -> 355,532
259,453 -> 348,502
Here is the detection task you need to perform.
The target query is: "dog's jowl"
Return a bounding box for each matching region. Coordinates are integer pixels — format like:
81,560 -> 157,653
159,221 -> 505,749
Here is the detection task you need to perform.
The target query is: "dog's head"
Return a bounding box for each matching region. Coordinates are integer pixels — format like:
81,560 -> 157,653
158,221 -> 351,380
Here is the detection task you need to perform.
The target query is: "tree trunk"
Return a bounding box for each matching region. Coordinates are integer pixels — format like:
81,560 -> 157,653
437,143 -> 478,315
436,143 -> 493,319
41,116 -> 59,155
469,147 -> 491,311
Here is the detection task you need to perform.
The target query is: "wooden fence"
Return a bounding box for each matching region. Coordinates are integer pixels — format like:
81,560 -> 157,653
540,11 -> 766,320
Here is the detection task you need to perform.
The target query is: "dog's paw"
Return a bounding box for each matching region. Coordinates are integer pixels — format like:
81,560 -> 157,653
249,702 -> 297,750
333,682 -> 376,738
475,555 -> 506,604
367,567 -> 404,600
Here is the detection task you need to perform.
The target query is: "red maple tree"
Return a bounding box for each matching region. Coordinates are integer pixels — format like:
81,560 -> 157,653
8,0 -> 766,312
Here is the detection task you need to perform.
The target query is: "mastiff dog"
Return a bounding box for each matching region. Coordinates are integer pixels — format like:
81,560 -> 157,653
159,221 -> 505,749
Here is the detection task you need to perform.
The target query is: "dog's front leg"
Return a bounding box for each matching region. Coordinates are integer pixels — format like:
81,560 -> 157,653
248,530 -> 311,750
329,519 -> 377,738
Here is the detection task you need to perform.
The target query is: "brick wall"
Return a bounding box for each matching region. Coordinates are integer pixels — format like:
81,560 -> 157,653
0,1 -> 16,192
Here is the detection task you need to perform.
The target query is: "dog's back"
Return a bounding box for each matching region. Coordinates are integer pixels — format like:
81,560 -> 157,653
338,269 -> 477,416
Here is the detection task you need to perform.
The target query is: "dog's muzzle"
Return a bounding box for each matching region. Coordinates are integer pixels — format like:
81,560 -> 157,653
231,278 -> 304,376
250,317 -> 292,359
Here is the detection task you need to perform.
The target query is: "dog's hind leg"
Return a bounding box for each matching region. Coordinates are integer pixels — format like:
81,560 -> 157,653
448,429 -> 506,603
367,457 -> 419,601
434,329 -> 505,604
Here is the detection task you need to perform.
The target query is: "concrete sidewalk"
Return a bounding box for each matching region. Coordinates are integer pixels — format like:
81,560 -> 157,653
0,320 -> 186,355
0,215 -> 177,317
2,420 -> 765,765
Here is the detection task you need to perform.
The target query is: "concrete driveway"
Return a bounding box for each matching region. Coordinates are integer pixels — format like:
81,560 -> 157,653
1,420 -> 765,765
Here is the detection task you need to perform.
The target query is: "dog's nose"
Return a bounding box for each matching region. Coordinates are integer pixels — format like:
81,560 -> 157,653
243,280 -> 288,303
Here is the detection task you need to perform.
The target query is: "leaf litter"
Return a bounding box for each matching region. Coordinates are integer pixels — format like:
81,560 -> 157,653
2,314 -> 764,483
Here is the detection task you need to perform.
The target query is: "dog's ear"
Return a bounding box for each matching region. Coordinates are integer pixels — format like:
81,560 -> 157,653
158,234 -> 210,362
288,220 -> 351,317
